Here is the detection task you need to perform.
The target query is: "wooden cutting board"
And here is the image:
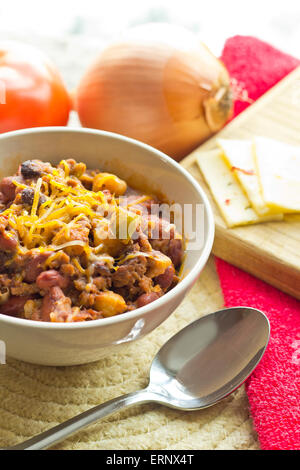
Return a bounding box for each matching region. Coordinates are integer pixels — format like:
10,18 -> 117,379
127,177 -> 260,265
181,66 -> 300,300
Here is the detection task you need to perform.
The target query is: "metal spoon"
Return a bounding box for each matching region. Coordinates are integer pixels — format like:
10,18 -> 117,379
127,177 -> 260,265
7,306 -> 269,450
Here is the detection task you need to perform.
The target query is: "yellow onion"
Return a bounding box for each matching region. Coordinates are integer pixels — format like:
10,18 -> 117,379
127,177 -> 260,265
75,24 -> 233,161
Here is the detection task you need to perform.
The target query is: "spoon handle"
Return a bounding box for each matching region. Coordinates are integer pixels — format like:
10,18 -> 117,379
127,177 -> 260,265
8,388 -> 157,450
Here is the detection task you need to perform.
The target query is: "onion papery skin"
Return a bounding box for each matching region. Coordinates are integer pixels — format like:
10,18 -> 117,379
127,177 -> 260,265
75,27 -> 232,161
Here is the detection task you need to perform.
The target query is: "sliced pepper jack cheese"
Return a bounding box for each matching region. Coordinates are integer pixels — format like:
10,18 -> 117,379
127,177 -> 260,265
217,138 -> 283,216
253,136 -> 300,213
196,149 -> 283,228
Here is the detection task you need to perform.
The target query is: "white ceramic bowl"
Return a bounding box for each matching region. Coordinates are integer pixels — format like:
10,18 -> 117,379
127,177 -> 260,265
0,127 -> 214,366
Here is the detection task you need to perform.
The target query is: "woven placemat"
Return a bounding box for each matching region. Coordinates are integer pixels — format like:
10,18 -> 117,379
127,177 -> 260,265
0,257 -> 259,450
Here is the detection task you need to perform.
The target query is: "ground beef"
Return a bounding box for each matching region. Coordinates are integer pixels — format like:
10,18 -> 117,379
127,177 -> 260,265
92,262 -> 110,276
150,237 -> 183,268
0,273 -> 41,296
93,276 -> 111,291
47,252 -> 70,269
10,282 -> 40,296
0,251 -> 14,272
112,256 -> 147,288
73,264 -> 112,293
52,217 -> 91,256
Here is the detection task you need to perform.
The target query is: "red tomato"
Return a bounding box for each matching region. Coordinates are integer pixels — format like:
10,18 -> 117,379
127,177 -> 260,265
0,41 -> 71,133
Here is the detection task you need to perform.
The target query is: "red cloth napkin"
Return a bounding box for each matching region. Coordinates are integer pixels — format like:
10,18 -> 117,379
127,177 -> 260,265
217,36 -> 300,450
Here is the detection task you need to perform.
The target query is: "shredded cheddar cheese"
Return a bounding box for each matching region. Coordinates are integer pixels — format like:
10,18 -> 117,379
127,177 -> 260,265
1,160 -> 145,259
0,158 -> 184,324
72,257 -> 86,275
31,177 -> 43,218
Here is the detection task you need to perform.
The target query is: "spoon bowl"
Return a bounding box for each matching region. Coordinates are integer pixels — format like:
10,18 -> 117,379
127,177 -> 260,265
148,306 -> 270,410
7,306 -> 269,450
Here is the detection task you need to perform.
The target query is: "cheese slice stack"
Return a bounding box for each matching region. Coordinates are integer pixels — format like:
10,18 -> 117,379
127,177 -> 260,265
196,149 -> 283,228
253,136 -> 300,213
217,139 -> 283,216
196,136 -> 300,228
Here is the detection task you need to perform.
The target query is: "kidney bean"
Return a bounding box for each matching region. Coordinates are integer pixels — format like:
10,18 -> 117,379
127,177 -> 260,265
21,188 -> 47,207
20,160 -> 45,179
0,216 -> 17,251
136,292 -> 160,308
36,270 -> 69,290
0,296 -> 29,317
24,252 -> 52,283
0,230 -> 17,251
154,265 -> 175,290
168,239 -> 183,268
41,286 -> 72,322
0,177 -> 18,203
